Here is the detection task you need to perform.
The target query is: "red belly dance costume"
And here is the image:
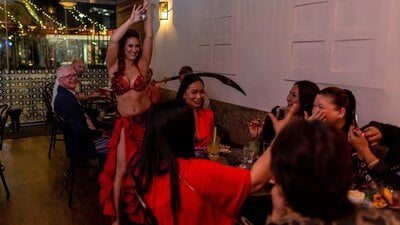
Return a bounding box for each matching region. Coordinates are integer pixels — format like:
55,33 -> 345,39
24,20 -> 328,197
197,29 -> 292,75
99,65 -> 148,218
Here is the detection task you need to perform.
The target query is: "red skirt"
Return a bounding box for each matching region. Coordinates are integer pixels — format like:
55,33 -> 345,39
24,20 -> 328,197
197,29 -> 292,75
99,112 -> 147,218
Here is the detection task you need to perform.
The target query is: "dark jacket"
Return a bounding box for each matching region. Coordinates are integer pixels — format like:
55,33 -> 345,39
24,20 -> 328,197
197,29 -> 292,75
54,86 -> 100,160
360,121 -> 400,188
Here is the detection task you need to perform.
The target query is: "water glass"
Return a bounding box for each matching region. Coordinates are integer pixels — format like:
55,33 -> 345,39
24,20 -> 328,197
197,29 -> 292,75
249,140 -> 258,154
243,146 -> 255,166
391,189 -> 400,208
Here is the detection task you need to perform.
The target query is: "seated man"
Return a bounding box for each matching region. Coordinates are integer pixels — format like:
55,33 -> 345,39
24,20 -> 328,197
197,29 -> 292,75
71,59 -> 101,101
54,65 -> 109,161
51,59 -> 100,110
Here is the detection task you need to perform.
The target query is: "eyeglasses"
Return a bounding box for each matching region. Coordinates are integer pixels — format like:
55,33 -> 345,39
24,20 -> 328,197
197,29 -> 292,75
59,74 -> 78,80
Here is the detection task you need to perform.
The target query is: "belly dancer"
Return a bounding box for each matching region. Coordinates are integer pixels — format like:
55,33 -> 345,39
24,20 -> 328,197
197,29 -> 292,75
99,1 -> 153,225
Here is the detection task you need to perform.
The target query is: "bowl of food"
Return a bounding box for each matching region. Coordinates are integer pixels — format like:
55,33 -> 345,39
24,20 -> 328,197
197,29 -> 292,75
373,193 -> 388,208
348,190 -> 365,205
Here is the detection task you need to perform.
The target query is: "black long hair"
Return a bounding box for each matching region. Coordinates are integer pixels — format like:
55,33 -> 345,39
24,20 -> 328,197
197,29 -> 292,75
176,74 -> 205,108
261,80 -> 319,142
294,80 -> 319,117
318,87 -> 356,134
131,100 -> 196,224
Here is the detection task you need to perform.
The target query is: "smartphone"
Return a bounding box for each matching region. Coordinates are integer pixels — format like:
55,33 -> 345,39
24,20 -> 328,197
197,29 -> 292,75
352,112 -> 359,128
272,106 -> 288,120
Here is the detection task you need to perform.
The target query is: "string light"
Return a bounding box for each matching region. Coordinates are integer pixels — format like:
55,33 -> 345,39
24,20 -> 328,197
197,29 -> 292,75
70,7 -> 107,32
22,0 -> 65,30
0,6 -> 24,30
0,1 -> 108,35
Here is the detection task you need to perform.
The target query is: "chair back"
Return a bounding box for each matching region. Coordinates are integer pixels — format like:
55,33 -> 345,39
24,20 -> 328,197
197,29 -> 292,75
44,82 -> 54,98
43,90 -> 55,122
0,104 -> 10,150
54,113 -> 96,161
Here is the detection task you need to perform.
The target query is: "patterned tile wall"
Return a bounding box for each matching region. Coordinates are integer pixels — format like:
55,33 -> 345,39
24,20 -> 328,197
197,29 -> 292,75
0,68 -> 109,125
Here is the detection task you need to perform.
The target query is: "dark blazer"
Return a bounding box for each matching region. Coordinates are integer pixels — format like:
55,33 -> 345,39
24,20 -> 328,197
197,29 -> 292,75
54,86 -> 100,160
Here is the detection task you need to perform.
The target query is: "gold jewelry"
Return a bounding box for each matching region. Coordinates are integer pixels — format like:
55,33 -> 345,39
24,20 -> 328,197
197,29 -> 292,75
368,159 -> 380,169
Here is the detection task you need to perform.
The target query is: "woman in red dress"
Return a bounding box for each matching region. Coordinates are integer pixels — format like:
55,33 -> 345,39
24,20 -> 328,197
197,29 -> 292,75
98,1 -> 153,225
176,75 -> 214,148
122,100 -> 275,224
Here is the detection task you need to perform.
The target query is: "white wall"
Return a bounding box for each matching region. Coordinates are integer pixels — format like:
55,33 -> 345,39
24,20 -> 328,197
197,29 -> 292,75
151,0 -> 400,126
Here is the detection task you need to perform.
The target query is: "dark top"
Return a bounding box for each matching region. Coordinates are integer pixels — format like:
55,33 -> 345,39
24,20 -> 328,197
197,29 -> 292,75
356,121 -> 400,188
261,106 -> 280,143
256,106 -> 280,155
54,86 -> 100,160
265,207 -> 400,225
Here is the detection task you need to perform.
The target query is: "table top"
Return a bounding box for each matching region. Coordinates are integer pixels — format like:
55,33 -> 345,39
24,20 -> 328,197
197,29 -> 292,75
195,147 -> 271,197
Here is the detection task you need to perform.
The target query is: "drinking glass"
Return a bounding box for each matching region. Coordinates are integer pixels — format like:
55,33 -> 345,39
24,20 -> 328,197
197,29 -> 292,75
207,144 -> 219,162
238,146 -> 255,169
248,140 -> 258,154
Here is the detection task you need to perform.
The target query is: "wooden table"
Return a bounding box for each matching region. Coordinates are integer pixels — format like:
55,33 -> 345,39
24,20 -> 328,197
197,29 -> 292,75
228,147 -> 272,225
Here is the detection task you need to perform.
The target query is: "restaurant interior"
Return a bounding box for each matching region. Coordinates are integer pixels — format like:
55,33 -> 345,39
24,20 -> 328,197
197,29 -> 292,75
1,0 -> 400,224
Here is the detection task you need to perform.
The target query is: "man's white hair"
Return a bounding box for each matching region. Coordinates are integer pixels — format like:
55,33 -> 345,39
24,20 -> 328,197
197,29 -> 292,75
52,65 -> 73,110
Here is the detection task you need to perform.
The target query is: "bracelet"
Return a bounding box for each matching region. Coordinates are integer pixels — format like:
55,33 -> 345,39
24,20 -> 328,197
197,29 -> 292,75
367,159 -> 380,169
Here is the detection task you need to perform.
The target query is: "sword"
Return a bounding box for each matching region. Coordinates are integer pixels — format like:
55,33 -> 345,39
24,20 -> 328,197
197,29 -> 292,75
156,72 -> 246,96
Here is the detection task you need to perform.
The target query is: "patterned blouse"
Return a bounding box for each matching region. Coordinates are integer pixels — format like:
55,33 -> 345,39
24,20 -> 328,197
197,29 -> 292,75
265,207 -> 400,225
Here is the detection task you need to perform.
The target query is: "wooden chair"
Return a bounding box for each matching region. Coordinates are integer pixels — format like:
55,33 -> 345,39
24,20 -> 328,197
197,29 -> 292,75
43,91 -> 60,158
0,104 -> 10,198
0,104 -> 10,149
54,113 -> 104,207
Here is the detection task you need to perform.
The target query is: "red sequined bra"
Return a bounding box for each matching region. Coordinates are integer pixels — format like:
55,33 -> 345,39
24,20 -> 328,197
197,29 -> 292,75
111,65 -> 146,95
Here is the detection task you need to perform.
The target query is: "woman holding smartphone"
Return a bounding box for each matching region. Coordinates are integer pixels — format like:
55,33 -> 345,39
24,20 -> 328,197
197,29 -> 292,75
311,87 -> 400,188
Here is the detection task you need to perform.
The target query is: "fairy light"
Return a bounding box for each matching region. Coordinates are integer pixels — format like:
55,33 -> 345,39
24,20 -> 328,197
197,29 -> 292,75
22,0 -> 65,30
0,6 -> 24,30
21,0 -> 45,28
0,0 -> 109,35
70,7 -> 107,32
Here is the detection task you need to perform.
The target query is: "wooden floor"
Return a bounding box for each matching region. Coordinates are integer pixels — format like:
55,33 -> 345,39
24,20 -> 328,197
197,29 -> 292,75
0,134 -> 109,225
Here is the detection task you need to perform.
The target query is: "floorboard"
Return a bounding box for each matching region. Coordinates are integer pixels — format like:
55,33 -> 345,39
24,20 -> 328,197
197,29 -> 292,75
0,135 -> 109,225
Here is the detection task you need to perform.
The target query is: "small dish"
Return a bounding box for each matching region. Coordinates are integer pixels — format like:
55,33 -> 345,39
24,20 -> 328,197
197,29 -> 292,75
348,190 -> 365,205
372,193 -> 388,208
